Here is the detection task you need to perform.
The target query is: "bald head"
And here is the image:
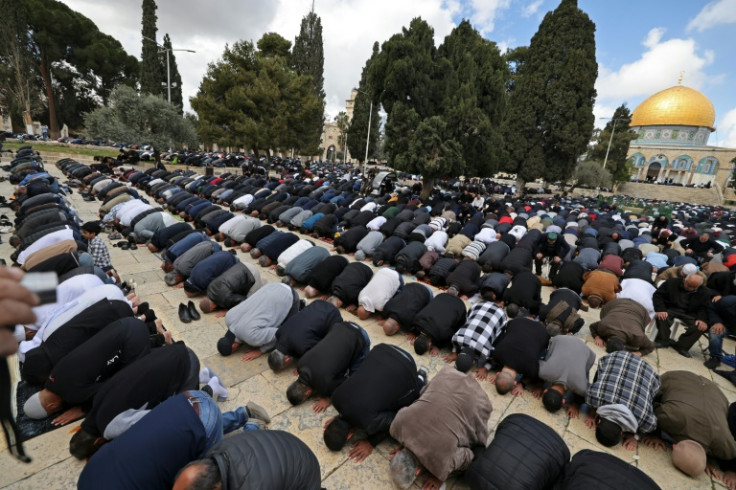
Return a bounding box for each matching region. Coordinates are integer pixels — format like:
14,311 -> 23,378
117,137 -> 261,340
683,273 -> 703,291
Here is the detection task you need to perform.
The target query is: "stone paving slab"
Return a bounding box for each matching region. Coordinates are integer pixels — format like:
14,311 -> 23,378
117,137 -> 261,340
0,161 -> 725,489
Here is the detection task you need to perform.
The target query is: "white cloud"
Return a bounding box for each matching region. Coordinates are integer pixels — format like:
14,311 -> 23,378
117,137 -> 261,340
59,0 -> 464,118
687,0 -> 736,32
595,28 -> 715,101
521,0 -> 544,18
468,0 -> 511,35
717,107 -> 736,148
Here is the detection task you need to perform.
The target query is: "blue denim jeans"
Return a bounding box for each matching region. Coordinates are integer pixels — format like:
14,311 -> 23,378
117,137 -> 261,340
187,391 -> 259,451
708,296 -> 736,358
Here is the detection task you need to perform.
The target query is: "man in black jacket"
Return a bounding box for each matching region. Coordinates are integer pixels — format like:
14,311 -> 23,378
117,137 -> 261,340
534,232 -> 570,280
323,343 -> 427,463
172,431 -> 321,490
267,300 -> 343,372
286,321 -> 370,411
683,232 -> 722,262
491,316 -> 550,396
653,274 -> 710,358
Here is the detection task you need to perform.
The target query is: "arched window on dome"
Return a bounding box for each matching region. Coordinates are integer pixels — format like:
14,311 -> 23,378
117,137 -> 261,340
672,155 -> 693,171
629,153 -> 646,167
648,154 -> 669,168
696,157 -> 719,175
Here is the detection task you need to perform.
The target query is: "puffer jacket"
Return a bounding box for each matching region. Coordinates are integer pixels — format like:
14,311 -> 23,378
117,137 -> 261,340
554,449 -> 660,490
466,414 -> 569,490
207,430 -> 321,490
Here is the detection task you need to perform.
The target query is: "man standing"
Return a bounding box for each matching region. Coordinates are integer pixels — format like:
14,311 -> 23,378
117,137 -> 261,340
389,368 -> 492,489
653,274 -> 710,358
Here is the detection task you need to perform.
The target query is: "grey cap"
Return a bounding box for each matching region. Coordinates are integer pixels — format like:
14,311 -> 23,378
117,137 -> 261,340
354,250 -> 366,261
23,392 -> 49,419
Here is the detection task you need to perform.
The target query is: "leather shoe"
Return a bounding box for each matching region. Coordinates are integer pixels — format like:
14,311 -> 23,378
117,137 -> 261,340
674,347 -> 692,358
187,301 -> 200,321
178,303 -> 191,323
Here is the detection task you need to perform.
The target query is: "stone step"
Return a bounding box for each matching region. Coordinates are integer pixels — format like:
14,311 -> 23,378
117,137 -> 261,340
617,182 -> 721,206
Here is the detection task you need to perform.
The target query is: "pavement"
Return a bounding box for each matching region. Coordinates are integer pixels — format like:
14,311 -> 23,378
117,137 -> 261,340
0,161 -> 734,489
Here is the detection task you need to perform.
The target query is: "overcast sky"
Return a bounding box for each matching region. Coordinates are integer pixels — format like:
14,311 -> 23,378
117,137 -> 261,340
60,0 -> 736,146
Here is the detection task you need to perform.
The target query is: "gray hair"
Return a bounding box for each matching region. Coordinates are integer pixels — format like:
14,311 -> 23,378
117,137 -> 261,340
389,448 -> 419,489
268,349 -> 286,372
546,321 -> 562,337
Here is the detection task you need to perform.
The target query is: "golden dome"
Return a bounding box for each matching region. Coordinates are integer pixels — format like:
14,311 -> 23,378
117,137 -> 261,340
630,85 -> 715,130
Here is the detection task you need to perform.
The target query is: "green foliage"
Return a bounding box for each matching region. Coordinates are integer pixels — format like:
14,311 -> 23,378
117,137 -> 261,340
83,85 -> 198,150
370,18 -> 508,192
257,33 -> 292,59
140,0 -> 163,96
587,104 -> 637,185
573,160 -> 611,189
162,34 -> 183,111
502,0 -> 598,185
4,0 -> 140,135
291,12 -> 325,154
348,42 -> 380,163
190,36 -> 322,157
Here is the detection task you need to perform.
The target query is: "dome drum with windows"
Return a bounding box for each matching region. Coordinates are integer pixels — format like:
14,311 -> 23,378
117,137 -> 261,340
630,84 -> 715,147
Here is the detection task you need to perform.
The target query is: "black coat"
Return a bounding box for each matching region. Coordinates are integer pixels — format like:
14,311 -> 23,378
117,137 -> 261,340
382,283 -> 433,328
554,449 -> 661,490
207,431 -> 321,490
274,300 -> 342,357
411,293 -> 467,345
492,318 -> 549,378
331,262 -> 373,305
446,260 -> 482,296
466,414 -> 569,490
307,255 -> 349,292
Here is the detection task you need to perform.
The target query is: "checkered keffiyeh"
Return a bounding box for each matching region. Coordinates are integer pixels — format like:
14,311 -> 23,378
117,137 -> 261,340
88,236 -> 112,271
452,301 -> 507,360
586,351 -> 660,433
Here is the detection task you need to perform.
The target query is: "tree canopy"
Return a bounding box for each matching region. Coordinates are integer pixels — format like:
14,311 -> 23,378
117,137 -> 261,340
292,11 -> 326,155
369,18 -> 508,198
83,85 -> 198,150
347,42 -> 380,163
0,0 -> 138,135
502,0 -> 597,189
140,0 -> 163,96
587,104 -> 637,185
190,34 -> 323,158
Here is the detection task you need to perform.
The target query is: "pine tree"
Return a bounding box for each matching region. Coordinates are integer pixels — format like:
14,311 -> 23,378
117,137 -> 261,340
162,33 -> 183,111
347,42 -> 380,163
292,10 -> 325,155
140,0 -> 162,95
503,0 -> 597,191
371,18 -> 507,198
587,104 -> 637,186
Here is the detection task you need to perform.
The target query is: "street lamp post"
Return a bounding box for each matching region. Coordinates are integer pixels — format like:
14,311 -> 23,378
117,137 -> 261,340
600,117 -> 623,170
142,36 -> 195,104
354,88 -> 372,176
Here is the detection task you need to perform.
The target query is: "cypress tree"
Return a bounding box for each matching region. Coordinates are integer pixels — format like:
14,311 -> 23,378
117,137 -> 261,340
347,42 -> 380,163
140,0 -> 162,95
587,104 -> 637,186
502,0 -> 597,190
292,10 -> 325,155
162,33 -> 183,111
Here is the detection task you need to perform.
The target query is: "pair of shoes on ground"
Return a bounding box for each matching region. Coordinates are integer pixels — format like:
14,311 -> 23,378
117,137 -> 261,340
178,300 -> 200,323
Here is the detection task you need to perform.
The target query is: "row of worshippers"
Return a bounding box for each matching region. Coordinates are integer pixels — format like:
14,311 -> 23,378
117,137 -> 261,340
111,162 -> 736,367
5,157 -> 329,489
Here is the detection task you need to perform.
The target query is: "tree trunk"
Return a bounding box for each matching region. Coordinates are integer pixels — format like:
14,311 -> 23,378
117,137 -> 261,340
515,176 -> 525,197
420,176 -> 435,201
38,48 -> 59,138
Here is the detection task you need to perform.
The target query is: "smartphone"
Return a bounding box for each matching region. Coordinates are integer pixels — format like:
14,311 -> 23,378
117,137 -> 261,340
20,272 -> 58,305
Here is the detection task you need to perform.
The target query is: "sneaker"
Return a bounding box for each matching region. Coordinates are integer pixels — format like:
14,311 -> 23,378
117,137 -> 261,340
704,357 -> 721,370
417,367 -> 428,385
722,354 -> 736,369
246,401 -> 271,424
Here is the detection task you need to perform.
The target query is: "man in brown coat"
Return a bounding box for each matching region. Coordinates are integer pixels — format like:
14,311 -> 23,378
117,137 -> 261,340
643,371 -> 736,478
389,367 -> 492,489
581,269 -> 621,308
589,298 -> 655,356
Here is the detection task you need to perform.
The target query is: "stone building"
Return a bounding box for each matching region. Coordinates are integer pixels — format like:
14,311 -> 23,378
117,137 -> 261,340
627,83 -> 735,195
320,89 -> 357,162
